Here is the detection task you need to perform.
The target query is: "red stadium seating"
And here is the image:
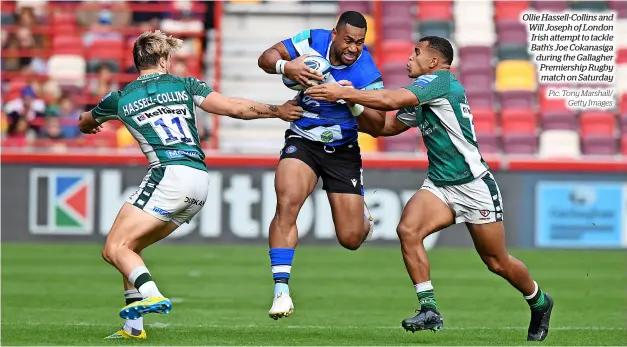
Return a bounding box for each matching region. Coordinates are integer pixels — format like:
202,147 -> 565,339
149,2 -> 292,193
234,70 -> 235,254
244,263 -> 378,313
494,1 -> 531,22
417,1 -> 452,21
580,111 -> 617,136
500,109 -> 537,135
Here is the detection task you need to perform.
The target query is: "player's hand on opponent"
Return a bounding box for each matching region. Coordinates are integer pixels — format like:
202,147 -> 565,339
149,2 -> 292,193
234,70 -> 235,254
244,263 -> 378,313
277,100 -> 304,122
304,80 -> 349,103
284,54 -> 324,87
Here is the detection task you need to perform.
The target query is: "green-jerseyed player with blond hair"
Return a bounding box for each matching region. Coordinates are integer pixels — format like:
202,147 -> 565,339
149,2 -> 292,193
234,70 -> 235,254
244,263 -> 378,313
78,30 -> 303,340
305,36 -> 554,342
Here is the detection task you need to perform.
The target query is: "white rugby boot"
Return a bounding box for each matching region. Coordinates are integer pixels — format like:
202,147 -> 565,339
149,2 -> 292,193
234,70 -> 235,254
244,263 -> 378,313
363,201 -> 374,242
268,292 -> 294,320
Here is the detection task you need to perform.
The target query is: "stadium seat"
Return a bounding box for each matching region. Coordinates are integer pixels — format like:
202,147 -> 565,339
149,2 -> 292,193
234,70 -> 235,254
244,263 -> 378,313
540,110 -> 578,130
418,21 -> 453,39
622,135 -> 627,155
380,41 -> 414,65
52,36 -> 84,55
497,44 -> 530,61
502,133 -> 538,154
47,55 -> 86,87
382,128 -> 421,152
569,0 -> 609,11
582,135 -> 618,155
382,62 -> 413,89
499,91 -> 536,110
621,93 -> 627,114
466,90 -> 495,110
458,46 -> 493,71
501,109 -> 538,135
472,109 -> 498,133
381,17 -> 413,41
538,86 -> 568,112
495,60 -> 536,92
538,130 -> 581,158
496,21 -> 528,45
580,111 -> 617,136
620,112 -> 627,134
533,1 -> 568,12
339,0 -> 370,14
609,0 -> 627,18
382,1 -> 413,17
417,1 -> 452,21
459,68 -> 493,91
494,1 -> 530,22
618,65 -> 627,93
476,133 -> 499,154
618,20 -> 627,48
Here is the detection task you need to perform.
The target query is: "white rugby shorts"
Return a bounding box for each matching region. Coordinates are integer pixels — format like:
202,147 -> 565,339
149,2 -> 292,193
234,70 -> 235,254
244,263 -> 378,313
420,171 -> 504,224
127,165 -> 209,225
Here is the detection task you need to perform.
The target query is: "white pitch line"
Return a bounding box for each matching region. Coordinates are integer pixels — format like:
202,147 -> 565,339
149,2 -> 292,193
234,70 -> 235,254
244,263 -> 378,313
9,322 -> 626,331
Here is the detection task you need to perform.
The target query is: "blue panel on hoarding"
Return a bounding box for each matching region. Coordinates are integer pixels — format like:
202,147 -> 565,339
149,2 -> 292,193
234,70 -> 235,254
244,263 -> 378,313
535,182 -> 624,248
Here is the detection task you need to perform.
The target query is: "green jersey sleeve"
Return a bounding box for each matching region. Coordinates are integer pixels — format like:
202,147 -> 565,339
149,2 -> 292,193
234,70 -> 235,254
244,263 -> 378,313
396,106 -> 419,127
184,77 -> 213,107
402,71 -> 450,106
91,92 -> 120,123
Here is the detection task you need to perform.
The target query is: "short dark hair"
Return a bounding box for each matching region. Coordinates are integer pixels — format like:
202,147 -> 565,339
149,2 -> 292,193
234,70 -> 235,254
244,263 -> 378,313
419,36 -> 454,65
336,11 -> 367,31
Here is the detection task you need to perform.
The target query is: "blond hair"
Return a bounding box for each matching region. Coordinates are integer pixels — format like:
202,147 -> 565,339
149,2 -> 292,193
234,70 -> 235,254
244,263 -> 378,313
132,30 -> 183,70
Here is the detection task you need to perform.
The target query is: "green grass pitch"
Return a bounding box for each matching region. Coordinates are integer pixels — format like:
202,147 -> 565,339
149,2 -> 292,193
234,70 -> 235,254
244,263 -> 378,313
2,243 -> 626,345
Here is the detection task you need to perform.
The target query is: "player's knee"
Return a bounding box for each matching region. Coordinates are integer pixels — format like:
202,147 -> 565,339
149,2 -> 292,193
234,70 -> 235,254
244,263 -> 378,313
482,255 -> 509,276
101,245 -> 115,265
276,195 -> 303,222
397,223 -> 429,241
337,233 -> 362,251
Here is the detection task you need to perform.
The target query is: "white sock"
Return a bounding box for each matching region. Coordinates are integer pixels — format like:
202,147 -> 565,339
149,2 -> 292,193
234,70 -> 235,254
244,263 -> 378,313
128,266 -> 164,298
123,290 -> 144,334
524,281 -> 539,300
414,280 -> 434,293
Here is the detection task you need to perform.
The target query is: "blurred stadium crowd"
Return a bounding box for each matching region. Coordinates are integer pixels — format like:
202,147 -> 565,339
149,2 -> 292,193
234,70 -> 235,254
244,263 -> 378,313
2,0 -> 627,157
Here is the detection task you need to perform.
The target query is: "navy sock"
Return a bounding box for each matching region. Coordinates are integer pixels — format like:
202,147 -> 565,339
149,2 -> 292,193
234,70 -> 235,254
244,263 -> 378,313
269,248 -> 295,296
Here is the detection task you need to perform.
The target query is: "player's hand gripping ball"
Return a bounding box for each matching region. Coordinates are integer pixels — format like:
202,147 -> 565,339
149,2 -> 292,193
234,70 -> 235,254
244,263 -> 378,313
282,55 -> 332,91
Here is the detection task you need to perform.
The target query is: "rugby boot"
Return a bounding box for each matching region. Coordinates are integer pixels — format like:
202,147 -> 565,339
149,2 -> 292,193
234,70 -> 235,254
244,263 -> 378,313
401,307 -> 444,332
268,292 -> 294,320
104,329 -> 147,339
527,293 -> 554,341
119,296 -> 172,320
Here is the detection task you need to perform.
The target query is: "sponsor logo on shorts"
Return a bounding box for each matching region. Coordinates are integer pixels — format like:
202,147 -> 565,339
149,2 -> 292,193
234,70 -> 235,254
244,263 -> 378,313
166,149 -> 201,159
285,145 -> 297,154
152,207 -> 172,217
480,210 -> 490,217
184,197 -> 205,206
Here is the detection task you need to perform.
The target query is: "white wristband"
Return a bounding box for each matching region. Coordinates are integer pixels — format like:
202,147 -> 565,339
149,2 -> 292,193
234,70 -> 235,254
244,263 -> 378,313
350,103 -> 365,117
275,59 -> 288,74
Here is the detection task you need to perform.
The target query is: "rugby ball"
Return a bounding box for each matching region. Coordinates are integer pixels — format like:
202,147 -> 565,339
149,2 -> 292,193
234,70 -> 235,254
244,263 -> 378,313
282,55 -> 333,91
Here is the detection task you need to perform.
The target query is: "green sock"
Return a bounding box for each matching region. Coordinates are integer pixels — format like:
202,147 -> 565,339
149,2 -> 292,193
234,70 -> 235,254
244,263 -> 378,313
417,290 -> 438,311
526,288 -> 548,311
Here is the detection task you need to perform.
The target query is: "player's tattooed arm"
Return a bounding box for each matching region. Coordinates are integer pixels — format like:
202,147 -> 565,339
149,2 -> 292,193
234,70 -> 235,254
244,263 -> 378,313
306,84 -> 420,111
199,92 -> 303,121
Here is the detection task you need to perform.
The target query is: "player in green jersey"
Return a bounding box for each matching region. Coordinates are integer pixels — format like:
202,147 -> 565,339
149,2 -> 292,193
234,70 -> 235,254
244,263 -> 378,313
305,36 -> 553,342
78,30 -> 303,340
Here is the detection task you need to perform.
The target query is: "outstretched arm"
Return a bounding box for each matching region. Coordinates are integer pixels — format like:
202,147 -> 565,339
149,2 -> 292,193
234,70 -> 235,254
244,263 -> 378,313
306,83 -> 420,111
199,92 -> 302,121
